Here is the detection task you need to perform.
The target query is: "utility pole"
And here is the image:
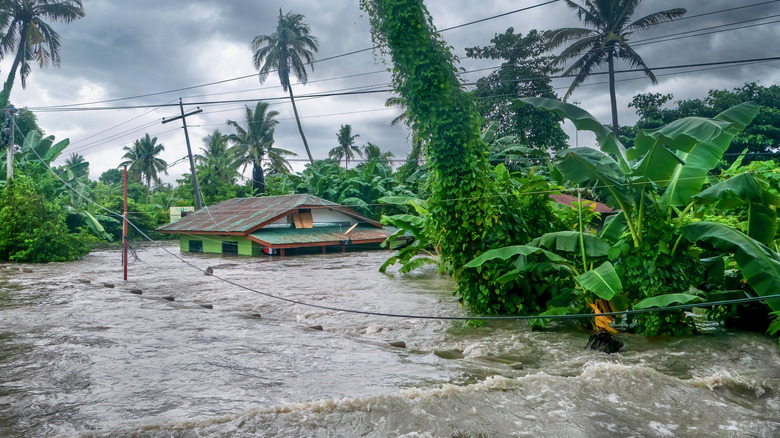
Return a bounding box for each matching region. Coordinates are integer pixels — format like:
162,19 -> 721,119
4,105 -> 17,180
162,99 -> 203,210
123,165 -> 128,281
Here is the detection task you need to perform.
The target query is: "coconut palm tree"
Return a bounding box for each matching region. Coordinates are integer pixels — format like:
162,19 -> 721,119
329,124 -> 362,169
362,142 -> 394,167
119,133 -> 168,192
197,129 -> 237,185
386,95 -> 424,181
64,152 -> 88,178
252,9 -> 319,165
546,0 -> 685,135
64,152 -> 84,167
385,96 -> 409,128
227,102 -> 295,195
0,0 -> 85,109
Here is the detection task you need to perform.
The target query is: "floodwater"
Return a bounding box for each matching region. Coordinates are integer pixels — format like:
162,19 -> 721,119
0,244 -> 779,437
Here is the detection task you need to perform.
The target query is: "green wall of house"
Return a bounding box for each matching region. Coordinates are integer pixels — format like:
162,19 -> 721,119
179,235 -> 261,256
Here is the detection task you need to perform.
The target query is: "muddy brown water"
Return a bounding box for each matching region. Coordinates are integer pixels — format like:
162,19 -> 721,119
0,244 -> 779,437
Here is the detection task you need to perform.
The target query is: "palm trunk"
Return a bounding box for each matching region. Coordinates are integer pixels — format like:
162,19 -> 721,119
252,161 -> 265,195
0,27 -> 26,110
288,86 -> 315,165
608,52 -> 619,137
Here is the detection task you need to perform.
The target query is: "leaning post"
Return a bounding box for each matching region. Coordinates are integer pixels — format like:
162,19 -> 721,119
123,165 -> 128,281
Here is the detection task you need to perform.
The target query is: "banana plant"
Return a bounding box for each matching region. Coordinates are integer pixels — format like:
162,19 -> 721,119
378,195 -> 443,274
521,97 -> 760,250
0,131 -> 70,183
682,221 -> 780,312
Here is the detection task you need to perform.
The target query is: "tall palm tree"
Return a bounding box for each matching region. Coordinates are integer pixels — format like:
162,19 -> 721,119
119,133 -> 168,192
362,142 -> 394,167
252,9 -> 319,164
197,129 -> 237,185
546,0 -> 685,135
227,102 -> 295,195
0,0 -> 85,109
386,95 -> 424,180
329,124 -> 362,169
385,96 -> 409,128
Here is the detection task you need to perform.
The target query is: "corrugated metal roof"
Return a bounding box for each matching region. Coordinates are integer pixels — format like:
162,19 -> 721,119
157,194 -> 377,233
249,225 -> 392,246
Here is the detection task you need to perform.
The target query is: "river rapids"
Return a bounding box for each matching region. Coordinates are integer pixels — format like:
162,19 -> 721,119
0,244 -> 778,437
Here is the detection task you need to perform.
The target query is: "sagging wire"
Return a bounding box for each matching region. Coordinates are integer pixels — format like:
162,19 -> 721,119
14,117 -> 780,322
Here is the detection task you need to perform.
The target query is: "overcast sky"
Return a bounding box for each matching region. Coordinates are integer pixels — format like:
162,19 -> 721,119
4,0 -> 780,184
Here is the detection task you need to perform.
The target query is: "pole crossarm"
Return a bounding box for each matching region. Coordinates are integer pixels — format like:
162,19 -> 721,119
161,98 -> 203,210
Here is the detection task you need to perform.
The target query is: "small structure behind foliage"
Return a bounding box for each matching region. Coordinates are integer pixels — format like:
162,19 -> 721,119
157,194 -> 392,256
169,206 -> 195,222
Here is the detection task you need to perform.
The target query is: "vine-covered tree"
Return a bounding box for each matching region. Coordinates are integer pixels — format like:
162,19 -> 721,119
252,9 -> 319,164
0,0 -> 85,108
119,133 -> 168,192
546,0 -> 685,135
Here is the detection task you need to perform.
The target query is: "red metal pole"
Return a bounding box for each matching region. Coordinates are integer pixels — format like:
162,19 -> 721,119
123,165 -> 128,281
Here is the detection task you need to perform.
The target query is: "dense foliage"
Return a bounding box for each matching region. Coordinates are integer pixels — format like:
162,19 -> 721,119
626,83 -> 780,163
466,28 -> 568,154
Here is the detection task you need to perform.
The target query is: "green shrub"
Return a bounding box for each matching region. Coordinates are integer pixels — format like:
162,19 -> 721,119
0,174 -> 95,262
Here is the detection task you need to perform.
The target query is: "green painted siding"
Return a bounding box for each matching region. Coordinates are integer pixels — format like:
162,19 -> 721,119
179,235 -> 256,256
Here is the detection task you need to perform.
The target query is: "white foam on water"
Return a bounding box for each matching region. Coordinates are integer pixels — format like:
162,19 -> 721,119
648,421 -> 679,437
689,369 -> 766,396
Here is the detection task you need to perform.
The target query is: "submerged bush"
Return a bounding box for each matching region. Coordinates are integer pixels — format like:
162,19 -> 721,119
0,174 -> 94,262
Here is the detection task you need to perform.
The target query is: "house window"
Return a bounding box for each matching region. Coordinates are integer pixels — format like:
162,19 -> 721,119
222,241 -> 239,255
188,240 -> 203,253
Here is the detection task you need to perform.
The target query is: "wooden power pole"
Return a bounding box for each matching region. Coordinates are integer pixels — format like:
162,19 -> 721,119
123,165 -> 128,281
163,99 -> 203,210
4,105 -> 17,180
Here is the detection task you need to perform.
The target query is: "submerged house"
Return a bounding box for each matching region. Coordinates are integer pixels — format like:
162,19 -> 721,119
157,194 -> 393,256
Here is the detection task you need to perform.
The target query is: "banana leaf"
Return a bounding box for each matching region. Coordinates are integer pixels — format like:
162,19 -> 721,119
529,307 -> 579,330
520,97 -> 629,172
464,245 -> 567,268
398,257 -> 439,274
555,148 -> 634,214
600,212 -> 627,243
682,221 -> 780,311
633,293 -> 701,310
574,261 -> 621,301
529,231 -> 610,257
381,214 -> 425,234
693,172 -> 780,208
656,103 -> 760,207
693,173 -> 780,245
748,203 -> 778,246
629,139 -> 685,184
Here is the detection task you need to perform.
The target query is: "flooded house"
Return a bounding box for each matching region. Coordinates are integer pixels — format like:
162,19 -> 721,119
157,194 -> 393,256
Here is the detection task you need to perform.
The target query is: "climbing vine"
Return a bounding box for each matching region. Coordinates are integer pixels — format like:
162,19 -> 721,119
361,0 -> 560,313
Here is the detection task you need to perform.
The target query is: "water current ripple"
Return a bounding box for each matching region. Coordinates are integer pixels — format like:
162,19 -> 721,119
0,245 -> 778,437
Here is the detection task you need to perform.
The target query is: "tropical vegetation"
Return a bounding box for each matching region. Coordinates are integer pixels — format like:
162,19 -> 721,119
3,0 -> 780,347
545,0 -> 686,135
252,9 -> 319,164
0,0 -> 85,109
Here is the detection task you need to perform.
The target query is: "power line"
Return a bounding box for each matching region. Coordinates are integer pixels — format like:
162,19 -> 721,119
27,56 -> 780,113
32,1 -> 562,111
60,59 -> 779,158
20,113 -> 780,323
